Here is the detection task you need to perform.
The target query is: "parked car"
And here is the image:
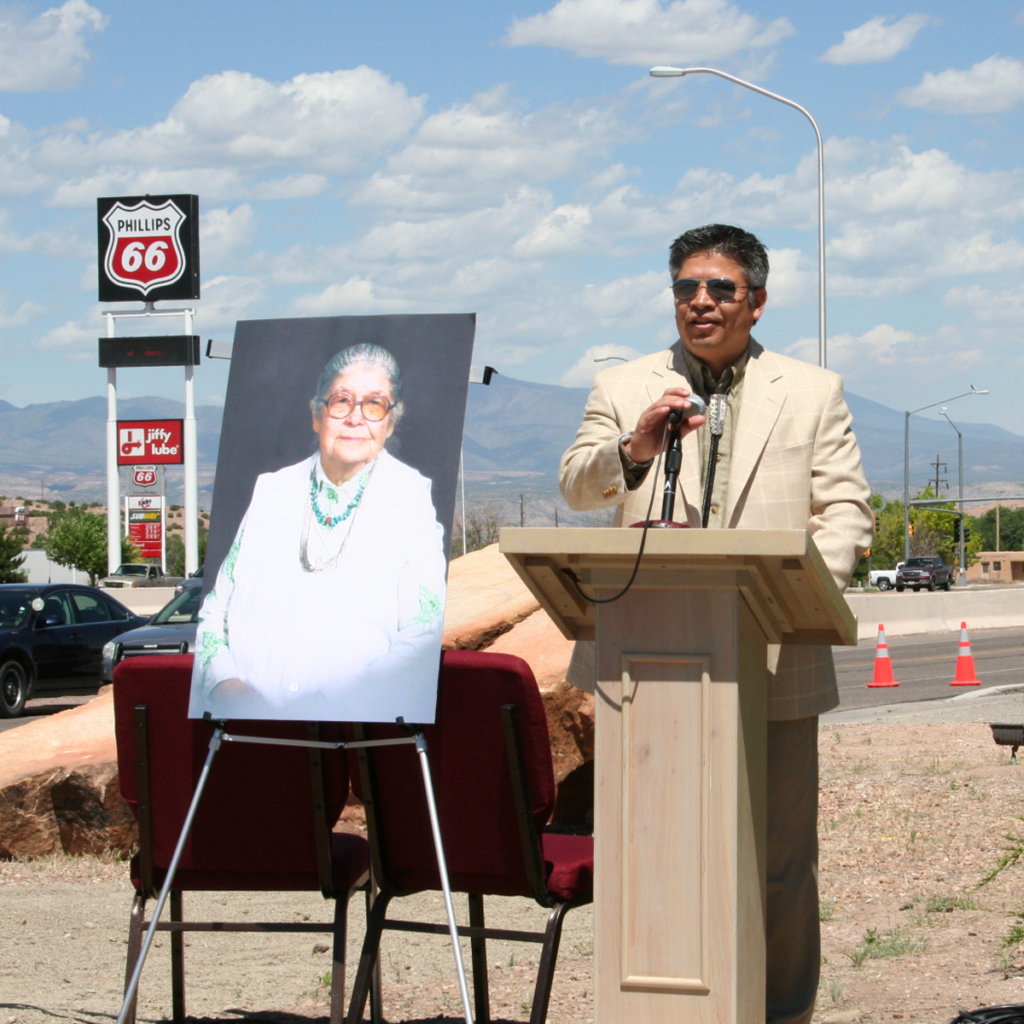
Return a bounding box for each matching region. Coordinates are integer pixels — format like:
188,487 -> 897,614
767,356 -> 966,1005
98,563 -> 184,589
174,563 -> 204,595
895,556 -> 955,592
868,563 -> 905,591
0,583 -> 149,717
101,585 -> 200,683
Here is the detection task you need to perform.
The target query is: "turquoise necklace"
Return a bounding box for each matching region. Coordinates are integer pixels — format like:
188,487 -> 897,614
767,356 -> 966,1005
309,465 -> 368,529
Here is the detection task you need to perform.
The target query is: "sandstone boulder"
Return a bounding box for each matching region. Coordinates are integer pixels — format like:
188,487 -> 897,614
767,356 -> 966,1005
443,542 -> 539,649
487,608 -> 593,785
0,687 -> 137,859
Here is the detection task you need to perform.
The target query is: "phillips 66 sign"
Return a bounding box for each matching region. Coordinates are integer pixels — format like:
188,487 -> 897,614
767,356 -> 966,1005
97,195 -> 200,302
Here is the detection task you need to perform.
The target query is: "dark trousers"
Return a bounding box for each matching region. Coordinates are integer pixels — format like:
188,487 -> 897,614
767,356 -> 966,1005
766,717 -> 820,1024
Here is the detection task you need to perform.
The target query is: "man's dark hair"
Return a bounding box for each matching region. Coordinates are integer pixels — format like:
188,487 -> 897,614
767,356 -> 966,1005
668,224 -> 770,297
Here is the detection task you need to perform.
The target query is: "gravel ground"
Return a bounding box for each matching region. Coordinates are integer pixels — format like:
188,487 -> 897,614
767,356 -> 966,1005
6,695 -> 1024,1023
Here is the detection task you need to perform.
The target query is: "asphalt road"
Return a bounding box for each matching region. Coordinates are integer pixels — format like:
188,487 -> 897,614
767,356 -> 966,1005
0,690 -> 98,734
834,624 -> 1024,710
3,626 -> 1023,735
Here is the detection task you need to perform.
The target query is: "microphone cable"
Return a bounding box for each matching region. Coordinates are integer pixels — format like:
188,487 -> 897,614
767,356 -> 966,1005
561,417 -> 673,606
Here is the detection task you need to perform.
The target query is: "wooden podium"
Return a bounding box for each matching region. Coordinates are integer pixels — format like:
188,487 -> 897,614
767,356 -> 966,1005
500,528 -> 857,1024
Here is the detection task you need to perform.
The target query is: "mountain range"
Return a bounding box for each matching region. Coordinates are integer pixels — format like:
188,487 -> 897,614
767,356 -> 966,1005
0,376 -> 1021,508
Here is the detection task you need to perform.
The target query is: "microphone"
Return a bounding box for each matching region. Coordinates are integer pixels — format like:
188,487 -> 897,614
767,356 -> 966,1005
667,394 -> 706,426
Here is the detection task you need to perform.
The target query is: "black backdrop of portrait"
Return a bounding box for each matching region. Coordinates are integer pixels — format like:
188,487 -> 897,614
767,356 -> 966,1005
205,313 -> 476,587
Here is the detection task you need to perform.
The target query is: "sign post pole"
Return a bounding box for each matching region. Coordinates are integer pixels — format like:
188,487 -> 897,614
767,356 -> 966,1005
96,193 -> 201,575
183,308 -> 199,577
105,313 -> 120,575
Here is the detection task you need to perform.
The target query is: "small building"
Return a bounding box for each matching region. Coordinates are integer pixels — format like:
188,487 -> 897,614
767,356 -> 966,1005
965,552 -> 1024,583
18,549 -> 81,585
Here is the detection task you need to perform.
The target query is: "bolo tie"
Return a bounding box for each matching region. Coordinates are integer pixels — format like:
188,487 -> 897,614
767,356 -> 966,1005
699,384 -> 730,529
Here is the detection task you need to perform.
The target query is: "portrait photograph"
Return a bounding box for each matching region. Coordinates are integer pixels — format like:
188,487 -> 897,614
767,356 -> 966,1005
188,313 -> 476,724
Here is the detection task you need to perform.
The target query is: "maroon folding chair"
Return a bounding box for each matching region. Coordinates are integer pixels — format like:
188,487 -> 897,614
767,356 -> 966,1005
346,649 -> 594,1024
113,655 -> 371,1024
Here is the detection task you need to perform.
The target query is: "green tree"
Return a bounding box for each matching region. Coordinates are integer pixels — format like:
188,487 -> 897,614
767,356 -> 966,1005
39,505 -> 138,584
971,507 -> 1024,551
0,524 -> 27,583
166,522 -> 208,577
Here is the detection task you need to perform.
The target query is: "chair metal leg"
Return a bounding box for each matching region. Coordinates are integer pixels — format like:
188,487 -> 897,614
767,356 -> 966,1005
330,891 -> 349,1024
170,890 -> 185,1023
368,886 -> 382,1024
529,902 -> 571,1024
468,893 -> 490,1024
346,891 -> 392,1024
123,893 -> 146,1024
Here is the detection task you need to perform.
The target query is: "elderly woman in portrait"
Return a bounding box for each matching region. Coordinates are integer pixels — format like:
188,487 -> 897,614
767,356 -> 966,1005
190,343 -> 447,722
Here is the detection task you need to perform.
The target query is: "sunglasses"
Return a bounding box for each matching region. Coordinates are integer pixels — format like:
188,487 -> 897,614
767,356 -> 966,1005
671,278 -> 747,304
324,393 -> 394,422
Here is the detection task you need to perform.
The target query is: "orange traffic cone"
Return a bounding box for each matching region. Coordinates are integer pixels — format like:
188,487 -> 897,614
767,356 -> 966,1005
950,621 -> 982,686
868,624 -> 899,687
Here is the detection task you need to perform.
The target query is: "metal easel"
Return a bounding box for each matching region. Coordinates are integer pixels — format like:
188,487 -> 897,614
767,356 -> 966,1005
116,717 -> 475,1024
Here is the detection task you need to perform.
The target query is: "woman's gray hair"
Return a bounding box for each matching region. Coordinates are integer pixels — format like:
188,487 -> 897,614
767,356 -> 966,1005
311,343 -> 404,427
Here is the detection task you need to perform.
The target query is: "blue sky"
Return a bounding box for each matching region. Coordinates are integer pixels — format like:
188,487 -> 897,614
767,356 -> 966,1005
1,0 -> 1023,434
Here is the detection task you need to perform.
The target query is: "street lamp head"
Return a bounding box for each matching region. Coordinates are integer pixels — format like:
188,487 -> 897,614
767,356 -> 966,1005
649,66 -> 687,77
970,385 -> 989,395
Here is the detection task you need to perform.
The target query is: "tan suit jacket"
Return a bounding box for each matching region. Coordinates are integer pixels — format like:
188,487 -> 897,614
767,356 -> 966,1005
559,339 -> 873,719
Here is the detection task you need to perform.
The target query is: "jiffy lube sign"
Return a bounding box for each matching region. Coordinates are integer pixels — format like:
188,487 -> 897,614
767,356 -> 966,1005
117,419 -> 185,465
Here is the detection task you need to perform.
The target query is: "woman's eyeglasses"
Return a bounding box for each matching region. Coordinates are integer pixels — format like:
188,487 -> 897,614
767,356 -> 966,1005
671,278 -> 747,304
324,394 -> 394,421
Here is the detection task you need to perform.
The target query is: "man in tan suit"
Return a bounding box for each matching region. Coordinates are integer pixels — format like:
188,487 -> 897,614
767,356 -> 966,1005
560,224 -> 872,1024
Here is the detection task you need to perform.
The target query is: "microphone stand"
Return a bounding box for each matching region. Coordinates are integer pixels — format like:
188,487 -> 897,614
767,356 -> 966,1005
635,409 -> 689,529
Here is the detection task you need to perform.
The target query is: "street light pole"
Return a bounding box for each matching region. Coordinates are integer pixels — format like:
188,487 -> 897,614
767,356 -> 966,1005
940,408 -> 967,585
903,386 -> 987,562
650,65 -> 827,368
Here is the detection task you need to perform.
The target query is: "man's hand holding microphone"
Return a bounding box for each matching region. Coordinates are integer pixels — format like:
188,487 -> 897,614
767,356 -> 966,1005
622,388 -> 707,463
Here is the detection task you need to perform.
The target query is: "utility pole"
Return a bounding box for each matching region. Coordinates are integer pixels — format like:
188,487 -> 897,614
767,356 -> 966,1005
519,493 -> 524,528
930,454 -> 948,495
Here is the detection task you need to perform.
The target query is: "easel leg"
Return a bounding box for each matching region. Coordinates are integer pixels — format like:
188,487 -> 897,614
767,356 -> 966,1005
122,893 -> 145,1024
115,727 -> 224,1024
414,733 -> 475,1024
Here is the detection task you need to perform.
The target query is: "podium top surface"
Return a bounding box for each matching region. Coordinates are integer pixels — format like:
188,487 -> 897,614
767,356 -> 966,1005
499,527 -> 857,647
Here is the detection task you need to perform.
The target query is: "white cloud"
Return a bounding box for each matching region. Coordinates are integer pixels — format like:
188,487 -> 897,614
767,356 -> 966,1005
292,277 -> 413,315
192,274 -> 265,330
19,67 -> 425,207
819,14 -> 930,65
0,0 -> 106,91
36,275 -> 264,355
0,298 -> 45,327
0,206 -> 90,257
37,313 -> 98,351
104,68 -> 424,174
943,282 -> 1024,324
200,205 -> 258,265
356,87 -> 614,212
897,55 -> 1024,114
561,343 -> 644,386
764,247 -> 815,308
786,324 -> 920,367
504,0 -> 793,67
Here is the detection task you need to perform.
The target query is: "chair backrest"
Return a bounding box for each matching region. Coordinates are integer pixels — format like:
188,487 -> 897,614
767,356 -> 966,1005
114,655 -> 349,884
353,649 -> 555,899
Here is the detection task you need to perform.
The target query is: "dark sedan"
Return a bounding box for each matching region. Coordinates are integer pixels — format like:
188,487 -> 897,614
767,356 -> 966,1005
0,584 -> 150,718
101,585 -> 199,683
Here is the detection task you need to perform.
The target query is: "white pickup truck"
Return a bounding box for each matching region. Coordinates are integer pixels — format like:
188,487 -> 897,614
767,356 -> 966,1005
868,563 -> 904,591
98,563 -> 184,589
